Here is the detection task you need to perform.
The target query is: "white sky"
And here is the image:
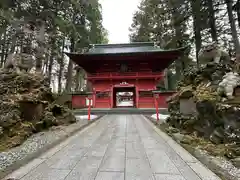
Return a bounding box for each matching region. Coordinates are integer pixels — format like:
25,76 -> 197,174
99,0 -> 141,43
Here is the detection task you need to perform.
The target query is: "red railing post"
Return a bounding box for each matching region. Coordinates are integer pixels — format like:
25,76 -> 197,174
87,97 -> 92,121
154,94 -> 159,122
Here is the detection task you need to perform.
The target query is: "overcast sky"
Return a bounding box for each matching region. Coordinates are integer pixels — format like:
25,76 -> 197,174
99,0 -> 141,43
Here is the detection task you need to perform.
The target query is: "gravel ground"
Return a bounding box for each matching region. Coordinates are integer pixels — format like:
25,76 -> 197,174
195,149 -> 240,179
203,151 -> 240,179
0,119 -> 90,172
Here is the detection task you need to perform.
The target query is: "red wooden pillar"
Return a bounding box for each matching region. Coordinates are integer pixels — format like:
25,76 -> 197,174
111,86 -> 114,108
86,96 -> 93,121
93,90 -> 96,108
135,86 -> 139,108
154,94 -> 159,122
109,91 -> 111,108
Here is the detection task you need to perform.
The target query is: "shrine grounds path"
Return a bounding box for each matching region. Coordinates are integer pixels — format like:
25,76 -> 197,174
5,115 -> 220,180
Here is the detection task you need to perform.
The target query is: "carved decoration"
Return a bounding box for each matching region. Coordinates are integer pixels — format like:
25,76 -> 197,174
4,53 -> 34,72
218,72 -> 240,99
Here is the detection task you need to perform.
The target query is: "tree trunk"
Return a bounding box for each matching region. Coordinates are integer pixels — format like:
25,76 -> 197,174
58,38 -> 65,94
48,37 -> 56,84
9,34 -> 17,53
233,0 -> 240,28
237,6 -> 240,29
207,0 -> 217,42
225,0 -> 240,63
80,71 -> 85,90
65,37 -> 75,92
35,23 -> 46,73
75,68 -> 81,91
65,9 -> 78,92
0,30 -> 7,67
48,49 -> 54,84
167,0 -> 183,80
163,69 -> 169,90
4,37 -> 10,62
43,53 -> 49,75
191,0 -> 202,66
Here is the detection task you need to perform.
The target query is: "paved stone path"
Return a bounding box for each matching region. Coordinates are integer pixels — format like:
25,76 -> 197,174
5,115 -> 220,180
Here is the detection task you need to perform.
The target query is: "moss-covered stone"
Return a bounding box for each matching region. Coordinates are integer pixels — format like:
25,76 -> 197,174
0,70 -> 76,152
166,62 -> 240,167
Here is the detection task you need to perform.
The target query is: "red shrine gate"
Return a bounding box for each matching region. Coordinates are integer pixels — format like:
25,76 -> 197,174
67,42 -> 186,108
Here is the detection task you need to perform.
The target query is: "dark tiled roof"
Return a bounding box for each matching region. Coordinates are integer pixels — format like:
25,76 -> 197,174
65,42 -> 188,73
86,42 -> 163,54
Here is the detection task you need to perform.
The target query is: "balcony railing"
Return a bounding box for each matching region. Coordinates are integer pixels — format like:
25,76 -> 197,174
87,72 -> 163,79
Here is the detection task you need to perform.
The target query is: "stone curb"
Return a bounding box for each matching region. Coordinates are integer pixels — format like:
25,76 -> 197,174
147,115 -> 239,180
144,115 -> 239,180
0,115 -> 104,179
192,149 -> 239,180
142,115 -> 222,180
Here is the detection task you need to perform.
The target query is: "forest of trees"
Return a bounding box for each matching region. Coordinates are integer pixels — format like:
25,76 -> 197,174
0,0 -> 108,93
2,0 -> 240,92
129,0 -> 240,88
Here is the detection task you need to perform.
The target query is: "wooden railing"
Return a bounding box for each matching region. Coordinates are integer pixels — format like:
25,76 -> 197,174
87,72 -> 163,79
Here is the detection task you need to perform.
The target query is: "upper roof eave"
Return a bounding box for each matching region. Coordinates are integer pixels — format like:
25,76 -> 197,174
65,45 -> 188,57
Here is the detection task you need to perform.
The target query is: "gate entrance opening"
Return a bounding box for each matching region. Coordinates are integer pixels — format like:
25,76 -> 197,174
113,86 -> 136,108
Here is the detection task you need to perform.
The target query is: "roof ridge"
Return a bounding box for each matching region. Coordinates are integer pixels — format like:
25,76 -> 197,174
90,42 -> 155,48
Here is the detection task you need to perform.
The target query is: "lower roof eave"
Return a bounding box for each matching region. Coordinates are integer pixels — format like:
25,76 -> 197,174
65,46 -> 188,73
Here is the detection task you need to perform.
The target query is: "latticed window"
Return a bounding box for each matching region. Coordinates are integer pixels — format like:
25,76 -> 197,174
96,92 -> 109,98
139,91 -> 153,97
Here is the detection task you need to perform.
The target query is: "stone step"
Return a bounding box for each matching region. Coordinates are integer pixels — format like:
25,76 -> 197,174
74,108 -> 168,115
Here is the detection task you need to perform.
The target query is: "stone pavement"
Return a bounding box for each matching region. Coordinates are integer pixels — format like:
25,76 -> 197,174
5,115 -> 220,180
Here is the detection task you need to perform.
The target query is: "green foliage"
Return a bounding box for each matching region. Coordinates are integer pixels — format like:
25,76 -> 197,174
129,0 -> 240,90
0,0 -> 108,57
0,0 -> 108,92
129,0 -> 192,89
129,0 -> 190,48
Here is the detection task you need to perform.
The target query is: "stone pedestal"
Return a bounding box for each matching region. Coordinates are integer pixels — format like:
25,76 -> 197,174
179,98 -> 196,115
